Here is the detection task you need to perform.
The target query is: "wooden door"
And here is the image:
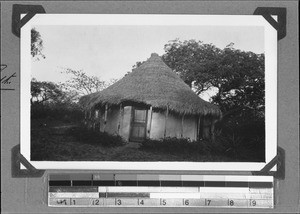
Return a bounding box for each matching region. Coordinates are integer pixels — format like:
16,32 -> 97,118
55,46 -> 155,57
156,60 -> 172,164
129,107 -> 148,142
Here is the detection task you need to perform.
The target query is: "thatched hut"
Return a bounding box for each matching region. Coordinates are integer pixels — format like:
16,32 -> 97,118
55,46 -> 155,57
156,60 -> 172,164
79,53 -> 221,142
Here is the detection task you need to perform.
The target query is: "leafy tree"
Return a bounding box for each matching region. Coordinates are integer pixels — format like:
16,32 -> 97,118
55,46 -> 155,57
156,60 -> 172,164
31,28 -> 45,60
162,39 -> 222,89
161,39 -> 265,160
31,78 -> 64,104
161,39 -> 265,118
31,78 -> 81,105
31,78 -> 83,121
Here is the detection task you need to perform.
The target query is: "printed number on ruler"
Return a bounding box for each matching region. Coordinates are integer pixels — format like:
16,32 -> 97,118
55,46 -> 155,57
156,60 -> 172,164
116,199 -> 122,205
184,199 -> 189,206
92,199 -> 100,205
138,199 -> 144,206
250,200 -> 257,207
206,199 -> 211,206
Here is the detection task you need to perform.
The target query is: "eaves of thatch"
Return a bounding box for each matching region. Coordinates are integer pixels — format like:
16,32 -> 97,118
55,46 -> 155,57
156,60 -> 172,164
79,53 -> 222,117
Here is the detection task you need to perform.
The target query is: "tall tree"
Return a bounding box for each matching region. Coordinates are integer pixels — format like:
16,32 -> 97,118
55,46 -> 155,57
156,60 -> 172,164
31,28 -> 45,60
162,39 -> 265,118
31,78 -> 65,104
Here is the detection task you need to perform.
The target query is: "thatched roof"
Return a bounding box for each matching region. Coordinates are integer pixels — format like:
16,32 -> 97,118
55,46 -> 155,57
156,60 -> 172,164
79,53 -> 221,117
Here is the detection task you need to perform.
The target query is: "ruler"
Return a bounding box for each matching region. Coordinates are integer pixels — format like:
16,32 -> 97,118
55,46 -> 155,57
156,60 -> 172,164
48,174 -> 274,208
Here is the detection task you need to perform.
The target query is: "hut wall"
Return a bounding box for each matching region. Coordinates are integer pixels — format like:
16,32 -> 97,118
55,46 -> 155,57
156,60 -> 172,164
86,110 -> 94,129
149,111 -> 198,141
120,106 -> 132,141
99,110 -> 105,132
165,112 -> 183,139
146,108 -> 152,138
104,106 -> 120,135
182,114 -> 198,140
149,111 -> 166,139
203,117 -> 212,139
97,106 -> 131,141
95,105 -> 210,142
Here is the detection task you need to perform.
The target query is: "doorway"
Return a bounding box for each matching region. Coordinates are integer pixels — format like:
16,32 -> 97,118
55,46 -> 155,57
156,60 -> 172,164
129,107 -> 148,142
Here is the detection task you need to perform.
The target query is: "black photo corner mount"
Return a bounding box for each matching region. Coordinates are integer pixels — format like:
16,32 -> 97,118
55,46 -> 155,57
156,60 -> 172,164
252,146 -> 285,180
251,7 -> 286,180
12,4 -> 46,38
254,7 -> 287,40
11,144 -> 45,178
11,4 -> 46,177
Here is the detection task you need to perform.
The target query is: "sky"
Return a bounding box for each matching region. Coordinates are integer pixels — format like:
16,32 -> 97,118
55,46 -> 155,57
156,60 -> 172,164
31,25 -> 264,85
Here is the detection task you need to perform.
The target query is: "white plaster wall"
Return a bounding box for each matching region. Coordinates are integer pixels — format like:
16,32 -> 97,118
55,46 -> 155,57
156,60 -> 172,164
97,106 -> 199,141
149,111 -> 198,141
149,111 -> 165,139
165,113 -> 183,139
105,107 -> 120,135
146,109 -> 152,138
182,114 -> 198,140
120,106 -> 132,141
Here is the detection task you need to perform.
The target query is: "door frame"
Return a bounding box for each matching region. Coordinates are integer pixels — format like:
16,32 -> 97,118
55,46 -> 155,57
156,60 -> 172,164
129,106 -> 148,142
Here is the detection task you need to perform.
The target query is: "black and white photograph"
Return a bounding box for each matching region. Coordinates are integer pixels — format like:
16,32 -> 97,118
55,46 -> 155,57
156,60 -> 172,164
2,1 -> 299,213
20,14 -> 277,170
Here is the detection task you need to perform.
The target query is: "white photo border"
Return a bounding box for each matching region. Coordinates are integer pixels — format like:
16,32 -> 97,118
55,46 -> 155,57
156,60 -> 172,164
21,14 -> 277,171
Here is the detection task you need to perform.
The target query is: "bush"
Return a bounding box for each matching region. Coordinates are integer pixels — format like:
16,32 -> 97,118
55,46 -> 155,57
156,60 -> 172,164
68,126 -> 126,147
214,116 -> 265,162
214,131 -> 265,162
140,137 -> 215,156
140,132 -> 265,162
31,102 -> 84,122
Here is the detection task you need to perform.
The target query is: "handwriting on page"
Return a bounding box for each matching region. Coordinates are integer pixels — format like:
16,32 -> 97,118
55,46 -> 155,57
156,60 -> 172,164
1,64 -> 16,90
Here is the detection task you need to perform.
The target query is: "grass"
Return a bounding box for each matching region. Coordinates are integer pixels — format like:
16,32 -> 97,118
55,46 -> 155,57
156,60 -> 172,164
67,126 -> 126,147
140,137 -> 219,160
30,119 -> 263,162
31,127 -> 231,161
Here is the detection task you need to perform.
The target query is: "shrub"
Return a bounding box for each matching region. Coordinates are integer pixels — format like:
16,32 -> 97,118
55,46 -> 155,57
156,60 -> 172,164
214,131 -> 265,162
31,102 -> 84,122
140,132 -> 265,162
68,126 -> 126,147
140,137 -> 214,156
214,116 -> 265,162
